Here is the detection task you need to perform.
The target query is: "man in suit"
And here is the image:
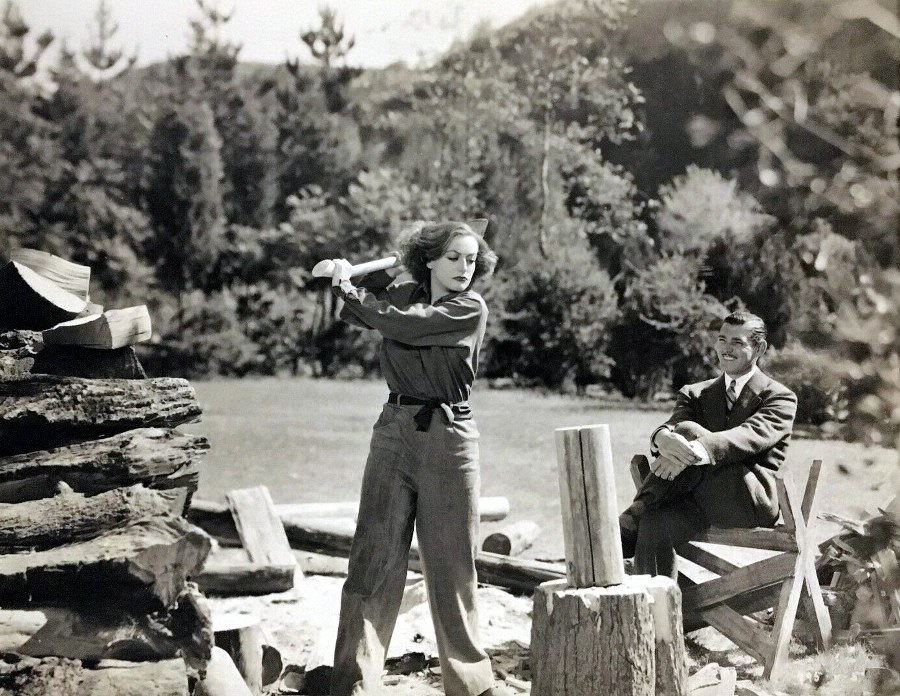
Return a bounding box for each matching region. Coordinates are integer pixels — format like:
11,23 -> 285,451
619,310 -> 798,579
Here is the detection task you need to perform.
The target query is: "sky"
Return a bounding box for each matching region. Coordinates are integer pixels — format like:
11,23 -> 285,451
17,0 -> 555,70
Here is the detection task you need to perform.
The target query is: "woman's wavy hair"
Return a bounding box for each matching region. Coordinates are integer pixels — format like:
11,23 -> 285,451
400,221 -> 498,288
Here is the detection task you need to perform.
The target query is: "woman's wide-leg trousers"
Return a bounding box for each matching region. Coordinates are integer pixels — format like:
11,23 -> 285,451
331,403 -> 494,696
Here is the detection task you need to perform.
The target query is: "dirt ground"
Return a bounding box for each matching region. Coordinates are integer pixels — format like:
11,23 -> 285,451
205,551 -> 776,695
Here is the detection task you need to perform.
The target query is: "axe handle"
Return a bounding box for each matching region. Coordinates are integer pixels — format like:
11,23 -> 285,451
311,255 -> 400,279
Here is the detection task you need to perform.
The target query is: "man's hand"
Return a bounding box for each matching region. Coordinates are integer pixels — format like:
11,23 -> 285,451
655,429 -> 701,466
651,454 -> 689,481
330,259 -> 353,287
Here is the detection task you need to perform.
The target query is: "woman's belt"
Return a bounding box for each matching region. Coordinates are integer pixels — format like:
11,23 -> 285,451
387,392 -> 472,431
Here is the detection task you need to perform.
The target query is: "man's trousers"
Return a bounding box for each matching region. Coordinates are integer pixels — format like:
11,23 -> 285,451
331,403 -> 494,696
620,421 -> 780,579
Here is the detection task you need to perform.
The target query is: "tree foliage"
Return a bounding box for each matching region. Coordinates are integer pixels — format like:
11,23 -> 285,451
0,0 -> 894,441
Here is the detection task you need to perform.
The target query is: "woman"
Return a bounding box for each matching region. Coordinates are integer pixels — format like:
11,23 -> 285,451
327,220 -> 500,696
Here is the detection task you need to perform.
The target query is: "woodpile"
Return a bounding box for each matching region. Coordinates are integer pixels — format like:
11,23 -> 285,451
0,249 -> 223,695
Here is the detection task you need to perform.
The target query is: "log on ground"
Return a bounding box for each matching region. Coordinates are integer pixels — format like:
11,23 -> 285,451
0,654 -> 189,696
188,495 -> 510,546
0,485 -> 188,551
0,427 -> 207,504
0,516 -> 211,608
0,375 -> 202,456
275,517 -> 565,595
482,520 -> 541,556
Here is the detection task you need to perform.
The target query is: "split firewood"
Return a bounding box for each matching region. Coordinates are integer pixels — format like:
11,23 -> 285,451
8,248 -> 91,300
0,375 -> 202,456
0,484 -> 187,551
0,427 -> 207,504
0,515 -> 211,608
42,305 -> 152,350
0,261 -> 87,331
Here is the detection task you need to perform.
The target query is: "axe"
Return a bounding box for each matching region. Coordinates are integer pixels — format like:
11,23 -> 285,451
310,254 -> 401,279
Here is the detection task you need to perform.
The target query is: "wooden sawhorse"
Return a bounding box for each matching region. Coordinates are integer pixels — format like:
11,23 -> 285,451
630,456 -> 833,679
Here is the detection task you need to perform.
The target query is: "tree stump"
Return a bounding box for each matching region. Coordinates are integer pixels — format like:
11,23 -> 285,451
531,577 -> 687,696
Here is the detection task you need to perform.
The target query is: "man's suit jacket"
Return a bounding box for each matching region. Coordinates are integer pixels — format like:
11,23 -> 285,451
662,369 -> 797,528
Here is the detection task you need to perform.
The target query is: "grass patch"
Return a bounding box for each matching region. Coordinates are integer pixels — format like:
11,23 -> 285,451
765,643 -> 886,696
187,377 -> 898,560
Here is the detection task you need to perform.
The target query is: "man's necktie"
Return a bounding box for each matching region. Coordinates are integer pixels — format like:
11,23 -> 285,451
726,380 -> 737,412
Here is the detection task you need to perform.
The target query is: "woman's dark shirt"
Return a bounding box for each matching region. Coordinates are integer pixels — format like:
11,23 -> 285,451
333,270 -> 487,404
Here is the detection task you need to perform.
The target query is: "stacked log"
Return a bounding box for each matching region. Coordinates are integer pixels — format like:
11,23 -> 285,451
0,329 -> 215,695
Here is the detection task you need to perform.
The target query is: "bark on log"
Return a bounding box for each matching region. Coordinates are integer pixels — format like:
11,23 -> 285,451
0,516 -> 211,608
0,485 -> 187,551
0,654 -> 189,696
482,520 -> 541,556
0,427 -> 207,504
531,578 -> 656,696
0,260 -> 86,331
0,375 -> 202,456
0,329 -> 41,378
13,584 -> 212,671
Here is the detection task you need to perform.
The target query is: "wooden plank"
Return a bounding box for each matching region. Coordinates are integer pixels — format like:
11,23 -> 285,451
693,527 -> 797,551
682,552 -> 798,612
196,548 -> 296,596
678,543 -> 741,577
777,477 -> 796,530
227,486 -> 296,570
800,459 -> 822,523
763,483 -> 811,680
699,604 -> 771,665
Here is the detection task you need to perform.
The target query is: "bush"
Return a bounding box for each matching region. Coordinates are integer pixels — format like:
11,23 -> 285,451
763,343 -> 850,428
607,253 -> 729,398
484,234 -> 619,392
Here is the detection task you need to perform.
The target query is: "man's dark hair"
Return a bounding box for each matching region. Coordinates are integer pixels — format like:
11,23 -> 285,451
721,310 -> 767,348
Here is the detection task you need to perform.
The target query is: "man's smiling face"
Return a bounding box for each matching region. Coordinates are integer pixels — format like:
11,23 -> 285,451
715,321 -> 765,378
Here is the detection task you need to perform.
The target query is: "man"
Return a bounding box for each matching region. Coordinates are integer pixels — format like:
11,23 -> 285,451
619,310 -> 798,579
